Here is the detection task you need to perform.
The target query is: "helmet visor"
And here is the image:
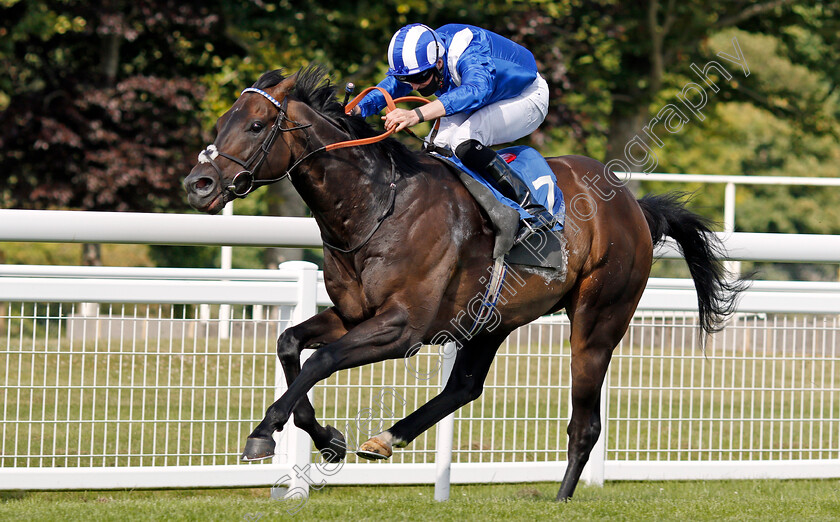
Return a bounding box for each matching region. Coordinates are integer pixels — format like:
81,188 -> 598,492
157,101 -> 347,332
394,68 -> 435,85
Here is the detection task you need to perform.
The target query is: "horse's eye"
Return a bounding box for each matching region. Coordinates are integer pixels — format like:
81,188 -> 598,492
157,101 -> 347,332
250,121 -> 265,133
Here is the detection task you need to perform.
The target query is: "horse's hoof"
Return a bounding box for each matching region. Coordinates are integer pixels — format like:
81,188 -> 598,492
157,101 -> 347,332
316,425 -> 347,463
356,436 -> 392,461
240,437 -> 275,462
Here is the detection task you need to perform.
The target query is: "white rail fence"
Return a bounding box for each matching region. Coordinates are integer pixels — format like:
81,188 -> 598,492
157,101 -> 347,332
632,172 -> 840,239
0,210 -> 839,493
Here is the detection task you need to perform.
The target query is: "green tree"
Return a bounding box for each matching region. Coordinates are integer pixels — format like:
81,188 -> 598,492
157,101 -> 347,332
0,0 -> 254,266
0,1 -> 248,215
504,1 -> 839,163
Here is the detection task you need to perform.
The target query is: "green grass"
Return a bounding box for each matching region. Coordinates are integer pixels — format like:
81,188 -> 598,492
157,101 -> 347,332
1,480 -> 839,521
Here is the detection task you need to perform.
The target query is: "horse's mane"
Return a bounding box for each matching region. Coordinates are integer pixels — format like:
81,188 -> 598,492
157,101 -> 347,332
253,65 -> 424,176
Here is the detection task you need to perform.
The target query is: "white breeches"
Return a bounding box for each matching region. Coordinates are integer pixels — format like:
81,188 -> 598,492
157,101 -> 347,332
428,74 -> 549,150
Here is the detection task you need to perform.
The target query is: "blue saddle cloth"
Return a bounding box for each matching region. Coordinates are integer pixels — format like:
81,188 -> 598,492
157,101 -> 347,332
437,145 -> 565,231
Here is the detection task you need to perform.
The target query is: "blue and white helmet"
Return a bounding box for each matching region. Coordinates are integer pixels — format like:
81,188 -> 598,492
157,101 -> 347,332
386,23 -> 444,76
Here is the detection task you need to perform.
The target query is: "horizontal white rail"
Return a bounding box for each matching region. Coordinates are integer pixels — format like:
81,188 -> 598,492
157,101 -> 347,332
0,265 -> 318,280
1,465 -> 298,490
0,277 -> 303,305
629,172 -> 840,186
2,266 -> 838,313
6,458 -> 838,490
605,460 -> 840,481
657,233 -> 840,263
0,209 -> 323,247
0,264 -> 333,306
1,209 -> 839,263
0,463 -> 572,490
640,278 -> 840,314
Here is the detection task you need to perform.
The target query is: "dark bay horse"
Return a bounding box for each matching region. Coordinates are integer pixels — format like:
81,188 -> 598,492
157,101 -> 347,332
184,65 -> 743,500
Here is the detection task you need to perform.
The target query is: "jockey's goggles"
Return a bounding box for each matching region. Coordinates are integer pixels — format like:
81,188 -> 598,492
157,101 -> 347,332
394,68 -> 435,85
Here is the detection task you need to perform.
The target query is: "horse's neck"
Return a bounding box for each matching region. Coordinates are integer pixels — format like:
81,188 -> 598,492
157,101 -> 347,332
282,102 -> 401,248
292,149 -> 394,247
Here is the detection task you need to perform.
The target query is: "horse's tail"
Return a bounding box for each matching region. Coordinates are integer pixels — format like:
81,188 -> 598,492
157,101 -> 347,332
638,192 -> 748,335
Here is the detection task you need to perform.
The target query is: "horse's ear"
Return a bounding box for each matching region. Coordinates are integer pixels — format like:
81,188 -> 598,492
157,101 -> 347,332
267,74 -> 298,98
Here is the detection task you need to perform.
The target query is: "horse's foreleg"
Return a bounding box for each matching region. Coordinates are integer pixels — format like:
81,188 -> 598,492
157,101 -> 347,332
275,307 -> 350,462
240,307 -> 349,462
357,333 -> 506,459
241,306 -> 414,461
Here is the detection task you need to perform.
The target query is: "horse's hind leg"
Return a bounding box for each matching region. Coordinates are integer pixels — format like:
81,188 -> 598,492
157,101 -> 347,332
555,271 -> 646,501
245,307 -> 349,462
358,332 -> 507,459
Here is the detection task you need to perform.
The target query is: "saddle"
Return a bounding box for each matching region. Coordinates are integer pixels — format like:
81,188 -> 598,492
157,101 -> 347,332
430,146 -> 567,269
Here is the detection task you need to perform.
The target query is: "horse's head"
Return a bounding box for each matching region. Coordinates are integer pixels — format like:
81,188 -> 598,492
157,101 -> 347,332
184,71 -> 301,214
185,65 -> 425,217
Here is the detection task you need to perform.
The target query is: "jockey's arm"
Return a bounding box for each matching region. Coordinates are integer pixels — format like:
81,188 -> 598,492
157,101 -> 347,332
353,76 -> 412,118
383,99 -> 445,132
415,99 -> 446,121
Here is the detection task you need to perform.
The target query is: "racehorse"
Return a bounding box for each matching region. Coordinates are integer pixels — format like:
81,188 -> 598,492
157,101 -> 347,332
184,65 -> 744,501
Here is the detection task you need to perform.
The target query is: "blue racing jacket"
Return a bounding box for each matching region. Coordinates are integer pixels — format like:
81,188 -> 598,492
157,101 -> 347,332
357,24 -> 538,118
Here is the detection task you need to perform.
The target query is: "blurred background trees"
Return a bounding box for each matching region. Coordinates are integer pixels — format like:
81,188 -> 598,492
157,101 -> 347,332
1,0 -> 838,278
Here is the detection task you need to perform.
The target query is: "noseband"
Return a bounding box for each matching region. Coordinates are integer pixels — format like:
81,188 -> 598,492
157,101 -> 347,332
197,87 -> 312,198
196,85 -> 431,252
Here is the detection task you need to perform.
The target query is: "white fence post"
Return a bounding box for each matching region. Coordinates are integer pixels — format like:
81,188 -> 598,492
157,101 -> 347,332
723,181 -> 741,276
582,372 -> 608,486
271,261 -> 318,500
219,202 -> 234,339
434,342 -> 457,502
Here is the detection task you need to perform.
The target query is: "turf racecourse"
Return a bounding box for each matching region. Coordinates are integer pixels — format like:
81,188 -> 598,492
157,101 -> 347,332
2,480 -> 838,521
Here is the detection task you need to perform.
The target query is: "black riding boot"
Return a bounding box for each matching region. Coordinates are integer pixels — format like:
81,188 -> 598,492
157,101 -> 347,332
455,140 -> 555,245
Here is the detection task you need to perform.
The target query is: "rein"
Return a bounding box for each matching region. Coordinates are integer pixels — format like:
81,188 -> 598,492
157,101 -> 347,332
197,86 -> 436,198
320,155 -> 397,254
198,85 -> 436,253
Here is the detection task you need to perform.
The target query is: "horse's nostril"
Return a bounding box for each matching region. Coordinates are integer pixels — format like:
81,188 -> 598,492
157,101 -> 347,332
189,175 -> 216,194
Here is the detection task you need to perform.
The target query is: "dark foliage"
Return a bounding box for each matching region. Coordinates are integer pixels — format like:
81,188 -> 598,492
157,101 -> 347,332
0,0 -> 245,211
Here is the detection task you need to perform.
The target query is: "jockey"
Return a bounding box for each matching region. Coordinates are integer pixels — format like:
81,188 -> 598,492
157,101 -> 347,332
353,23 -> 553,244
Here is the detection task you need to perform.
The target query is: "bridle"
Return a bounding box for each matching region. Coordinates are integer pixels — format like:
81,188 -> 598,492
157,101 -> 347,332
196,85 -> 437,252
198,86 -> 438,198
197,87 -> 312,198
